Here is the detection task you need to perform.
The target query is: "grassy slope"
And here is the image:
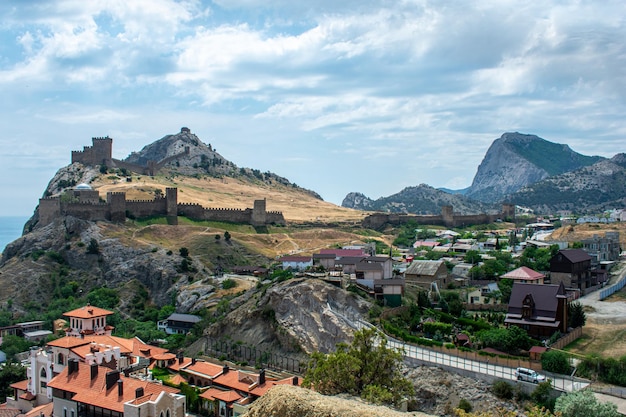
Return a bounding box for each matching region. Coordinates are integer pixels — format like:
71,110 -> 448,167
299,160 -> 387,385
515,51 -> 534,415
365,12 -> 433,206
91,172 -> 391,260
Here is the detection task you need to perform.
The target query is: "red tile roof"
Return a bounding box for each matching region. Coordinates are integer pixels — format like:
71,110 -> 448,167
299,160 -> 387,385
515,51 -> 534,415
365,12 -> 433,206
24,402 -> 54,417
48,361 -> 179,413
10,379 -> 28,391
200,387 -> 243,403
184,361 -> 224,378
63,305 -> 114,319
501,266 -> 545,281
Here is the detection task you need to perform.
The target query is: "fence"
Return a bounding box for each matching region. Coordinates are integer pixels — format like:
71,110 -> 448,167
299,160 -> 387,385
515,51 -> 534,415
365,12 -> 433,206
202,337 -> 306,374
591,385 -> 626,399
329,304 -> 588,393
599,275 -> 626,300
550,327 -> 583,350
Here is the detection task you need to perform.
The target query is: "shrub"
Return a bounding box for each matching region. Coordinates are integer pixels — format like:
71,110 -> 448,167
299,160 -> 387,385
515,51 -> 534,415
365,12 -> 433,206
541,350 -> 571,375
457,398 -> 472,412
491,380 -> 513,399
222,279 -> 237,290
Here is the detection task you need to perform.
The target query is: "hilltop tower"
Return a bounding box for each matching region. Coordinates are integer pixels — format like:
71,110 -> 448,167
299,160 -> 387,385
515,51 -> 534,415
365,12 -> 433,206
251,199 -> 267,226
166,188 -> 178,225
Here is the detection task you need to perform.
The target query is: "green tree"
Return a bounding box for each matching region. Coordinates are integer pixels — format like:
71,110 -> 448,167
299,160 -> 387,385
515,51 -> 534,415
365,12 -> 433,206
224,231 -> 231,242
464,250 -> 482,265
568,302 -> 586,328
498,279 -> 513,303
86,238 -> 100,255
531,380 -> 554,410
179,247 -> 189,257
541,350 -> 571,374
0,362 -> 27,402
87,287 -> 120,309
555,389 -> 619,417
303,327 -> 414,406
0,335 -> 36,361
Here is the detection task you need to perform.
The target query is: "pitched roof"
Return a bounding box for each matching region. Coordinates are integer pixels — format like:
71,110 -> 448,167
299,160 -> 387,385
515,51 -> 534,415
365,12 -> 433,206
63,305 -> 114,319
405,260 -> 445,276
165,313 -> 201,323
278,256 -> 311,263
507,282 -> 566,318
355,262 -> 383,272
184,361 -> 224,378
501,266 -> 545,281
47,362 -> 179,413
319,249 -> 366,257
557,249 -> 592,263
199,387 -> 243,403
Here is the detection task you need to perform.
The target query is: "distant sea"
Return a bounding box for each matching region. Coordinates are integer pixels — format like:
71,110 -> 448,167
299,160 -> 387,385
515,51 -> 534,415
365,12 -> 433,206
0,216 -> 29,253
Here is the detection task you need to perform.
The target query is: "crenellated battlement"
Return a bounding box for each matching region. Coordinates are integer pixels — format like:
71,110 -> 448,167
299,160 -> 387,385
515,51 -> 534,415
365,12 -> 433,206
38,187 -> 285,227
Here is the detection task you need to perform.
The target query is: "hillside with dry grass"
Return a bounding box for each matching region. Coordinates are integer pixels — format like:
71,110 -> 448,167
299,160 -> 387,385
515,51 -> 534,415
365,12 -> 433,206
91,173 -> 368,224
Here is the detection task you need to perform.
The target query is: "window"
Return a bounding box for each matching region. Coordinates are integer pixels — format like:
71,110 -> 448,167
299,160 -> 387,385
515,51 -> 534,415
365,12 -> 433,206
64,408 -> 67,417
58,353 -> 65,365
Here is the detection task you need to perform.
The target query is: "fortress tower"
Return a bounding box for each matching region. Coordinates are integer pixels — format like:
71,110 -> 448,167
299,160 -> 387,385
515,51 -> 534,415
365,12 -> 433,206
165,188 -> 178,225
72,137 -> 113,166
251,199 -> 267,226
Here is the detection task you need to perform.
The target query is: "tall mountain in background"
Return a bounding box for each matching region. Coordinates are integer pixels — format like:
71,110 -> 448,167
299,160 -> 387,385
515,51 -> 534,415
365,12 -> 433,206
342,184 -> 495,215
465,132 -> 603,202
341,132 -> 612,215
508,153 -> 626,214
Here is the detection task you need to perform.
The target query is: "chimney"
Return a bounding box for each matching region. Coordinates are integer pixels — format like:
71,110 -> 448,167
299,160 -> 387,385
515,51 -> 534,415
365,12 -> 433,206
135,387 -> 144,398
68,359 -> 78,375
191,357 -> 196,365
222,365 -> 229,374
117,380 -> 123,397
292,376 -> 298,386
106,370 -> 120,390
90,363 -> 98,380
259,369 -> 265,385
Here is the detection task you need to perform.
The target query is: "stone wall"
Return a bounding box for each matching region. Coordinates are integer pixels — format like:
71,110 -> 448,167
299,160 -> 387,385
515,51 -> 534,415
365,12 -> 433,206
39,190 -> 284,227
362,204 -> 514,229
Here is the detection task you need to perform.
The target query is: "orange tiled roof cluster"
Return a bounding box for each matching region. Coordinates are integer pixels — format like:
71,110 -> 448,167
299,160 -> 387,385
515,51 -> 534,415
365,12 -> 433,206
47,335 -> 168,360
175,359 -> 301,407
48,361 -> 179,413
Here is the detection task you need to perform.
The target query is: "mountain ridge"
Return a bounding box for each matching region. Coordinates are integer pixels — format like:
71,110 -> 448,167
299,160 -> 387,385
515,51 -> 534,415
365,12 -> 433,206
342,132 -> 614,215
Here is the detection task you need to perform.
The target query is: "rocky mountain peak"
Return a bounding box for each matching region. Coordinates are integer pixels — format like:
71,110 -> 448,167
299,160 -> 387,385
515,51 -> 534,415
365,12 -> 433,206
465,132 -> 603,202
124,127 -> 235,176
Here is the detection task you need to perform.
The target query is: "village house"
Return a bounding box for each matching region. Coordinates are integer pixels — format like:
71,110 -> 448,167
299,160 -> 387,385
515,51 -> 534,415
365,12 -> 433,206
501,266 -> 545,285
581,232 -> 621,266
467,282 -> 501,306
63,305 -> 115,338
504,282 -> 568,340
277,255 -> 312,271
404,259 -> 449,290
549,249 -> 594,293
311,253 -> 336,270
157,313 -> 201,335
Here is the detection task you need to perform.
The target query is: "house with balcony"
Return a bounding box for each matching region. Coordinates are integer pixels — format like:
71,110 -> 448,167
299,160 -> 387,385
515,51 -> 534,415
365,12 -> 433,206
504,282 -> 568,340
63,305 -> 114,338
157,313 -> 201,335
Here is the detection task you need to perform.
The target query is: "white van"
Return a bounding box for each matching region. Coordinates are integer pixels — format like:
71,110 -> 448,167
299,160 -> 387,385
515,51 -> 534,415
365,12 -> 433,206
515,367 -> 546,383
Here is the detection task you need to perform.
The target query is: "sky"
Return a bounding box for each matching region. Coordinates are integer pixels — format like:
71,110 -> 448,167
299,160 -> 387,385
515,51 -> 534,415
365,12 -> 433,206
0,1 -> 625,216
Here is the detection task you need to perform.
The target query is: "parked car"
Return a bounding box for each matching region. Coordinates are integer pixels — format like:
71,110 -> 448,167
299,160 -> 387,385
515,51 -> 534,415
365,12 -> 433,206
515,367 -> 546,383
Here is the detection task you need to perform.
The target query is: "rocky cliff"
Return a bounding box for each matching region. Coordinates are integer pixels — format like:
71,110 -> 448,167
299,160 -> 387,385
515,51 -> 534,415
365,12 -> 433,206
465,132 -> 603,202
509,153 -> 626,214
193,278 -> 372,356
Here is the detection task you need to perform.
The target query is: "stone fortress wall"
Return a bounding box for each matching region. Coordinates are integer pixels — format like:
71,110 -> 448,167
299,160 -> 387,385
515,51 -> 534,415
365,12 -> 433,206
39,129 -> 285,227
362,203 -> 515,229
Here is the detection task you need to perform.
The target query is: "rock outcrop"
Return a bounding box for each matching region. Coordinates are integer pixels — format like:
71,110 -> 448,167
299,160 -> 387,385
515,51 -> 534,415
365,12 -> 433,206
199,278 -> 372,355
466,132 -> 602,202
242,385 -> 435,417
